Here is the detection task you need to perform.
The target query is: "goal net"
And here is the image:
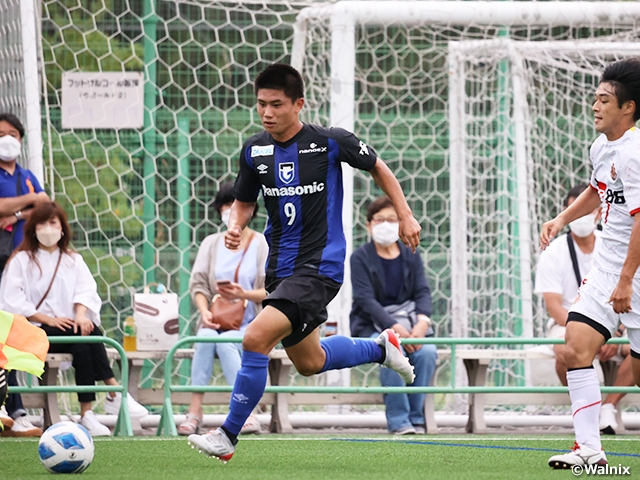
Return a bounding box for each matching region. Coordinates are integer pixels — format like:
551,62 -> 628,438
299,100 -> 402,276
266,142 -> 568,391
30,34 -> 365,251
294,2 -> 640,403
5,1 -> 640,418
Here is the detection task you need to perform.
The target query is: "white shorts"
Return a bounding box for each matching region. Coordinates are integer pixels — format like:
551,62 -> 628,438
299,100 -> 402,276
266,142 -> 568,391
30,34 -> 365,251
569,269 -> 640,355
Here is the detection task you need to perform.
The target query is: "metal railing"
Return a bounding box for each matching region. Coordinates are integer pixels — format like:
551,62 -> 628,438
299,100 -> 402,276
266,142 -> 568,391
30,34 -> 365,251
156,336 -> 637,436
11,336 -> 133,436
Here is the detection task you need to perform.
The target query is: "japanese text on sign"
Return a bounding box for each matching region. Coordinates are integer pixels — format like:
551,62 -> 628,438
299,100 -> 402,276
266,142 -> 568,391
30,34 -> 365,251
61,72 -> 144,129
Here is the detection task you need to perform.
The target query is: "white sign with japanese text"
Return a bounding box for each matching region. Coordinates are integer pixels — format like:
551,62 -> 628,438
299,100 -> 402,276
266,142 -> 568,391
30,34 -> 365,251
61,72 -> 144,129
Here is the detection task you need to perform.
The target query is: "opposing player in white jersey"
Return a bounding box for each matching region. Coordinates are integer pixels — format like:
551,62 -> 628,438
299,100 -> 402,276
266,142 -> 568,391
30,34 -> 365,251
540,58 -> 640,469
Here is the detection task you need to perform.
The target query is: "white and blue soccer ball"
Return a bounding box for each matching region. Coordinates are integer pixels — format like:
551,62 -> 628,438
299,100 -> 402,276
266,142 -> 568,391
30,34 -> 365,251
38,421 -> 94,474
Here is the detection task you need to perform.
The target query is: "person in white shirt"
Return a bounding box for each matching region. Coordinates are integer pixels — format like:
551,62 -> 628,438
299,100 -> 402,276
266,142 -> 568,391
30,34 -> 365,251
541,58 -> 640,469
535,184 -> 633,435
0,201 -> 147,436
535,184 -> 602,381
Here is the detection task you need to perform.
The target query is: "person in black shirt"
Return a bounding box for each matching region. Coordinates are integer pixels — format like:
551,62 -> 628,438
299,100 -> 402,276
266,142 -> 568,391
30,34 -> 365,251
188,64 -> 421,461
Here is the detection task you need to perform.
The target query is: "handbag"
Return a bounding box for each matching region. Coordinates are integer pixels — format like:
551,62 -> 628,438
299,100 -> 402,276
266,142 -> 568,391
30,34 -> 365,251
209,233 -> 254,331
134,283 -> 180,351
383,300 -> 434,336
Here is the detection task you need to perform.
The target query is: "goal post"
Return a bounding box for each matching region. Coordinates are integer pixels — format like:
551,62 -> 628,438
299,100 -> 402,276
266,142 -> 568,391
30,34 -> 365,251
4,0 -> 640,411
293,1 -> 640,391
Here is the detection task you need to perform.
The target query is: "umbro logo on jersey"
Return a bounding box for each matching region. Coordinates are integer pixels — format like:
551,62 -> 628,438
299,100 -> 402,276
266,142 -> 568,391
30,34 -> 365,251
251,144 -> 274,157
257,164 -> 268,174
299,142 -> 327,154
279,162 -> 295,184
359,141 -> 369,155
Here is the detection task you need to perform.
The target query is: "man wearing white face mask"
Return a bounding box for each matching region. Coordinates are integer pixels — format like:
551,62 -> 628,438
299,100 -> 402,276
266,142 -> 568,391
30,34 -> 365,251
536,184 -> 602,382
0,113 -> 49,438
0,113 -> 49,274
350,196 -> 437,434
535,184 -> 633,433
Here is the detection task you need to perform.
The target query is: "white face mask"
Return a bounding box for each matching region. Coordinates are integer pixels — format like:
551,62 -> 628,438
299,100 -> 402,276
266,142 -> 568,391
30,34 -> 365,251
0,135 -> 21,162
569,212 -> 598,238
36,225 -> 63,247
371,221 -> 399,247
220,209 -> 231,227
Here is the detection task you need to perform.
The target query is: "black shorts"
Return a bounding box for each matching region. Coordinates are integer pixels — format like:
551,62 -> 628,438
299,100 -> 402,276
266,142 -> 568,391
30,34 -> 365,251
263,273 -> 341,348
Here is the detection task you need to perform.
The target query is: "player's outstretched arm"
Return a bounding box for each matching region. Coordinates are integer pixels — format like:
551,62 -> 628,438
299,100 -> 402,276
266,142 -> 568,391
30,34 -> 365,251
540,186 -> 600,249
224,200 -> 256,250
610,213 -> 640,314
368,158 -> 421,252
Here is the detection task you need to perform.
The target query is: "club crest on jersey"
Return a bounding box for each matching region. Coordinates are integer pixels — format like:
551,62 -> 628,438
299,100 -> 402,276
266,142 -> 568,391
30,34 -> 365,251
251,145 -> 274,157
279,162 -> 295,184
611,164 -> 617,181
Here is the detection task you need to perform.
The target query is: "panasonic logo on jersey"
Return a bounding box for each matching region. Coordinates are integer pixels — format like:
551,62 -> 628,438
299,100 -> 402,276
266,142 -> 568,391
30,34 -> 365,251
262,182 -> 325,197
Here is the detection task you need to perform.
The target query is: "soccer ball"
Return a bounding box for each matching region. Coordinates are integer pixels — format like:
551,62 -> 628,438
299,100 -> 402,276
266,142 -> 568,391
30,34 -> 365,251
38,421 -> 94,474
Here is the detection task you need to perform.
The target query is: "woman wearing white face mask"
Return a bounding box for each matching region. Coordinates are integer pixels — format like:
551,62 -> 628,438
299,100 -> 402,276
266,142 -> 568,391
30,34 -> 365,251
0,201 -> 147,436
349,196 -> 437,434
178,182 -> 268,436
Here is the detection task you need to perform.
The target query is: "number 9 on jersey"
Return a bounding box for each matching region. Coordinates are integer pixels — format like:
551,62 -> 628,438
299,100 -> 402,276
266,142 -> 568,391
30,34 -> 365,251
284,202 -> 296,226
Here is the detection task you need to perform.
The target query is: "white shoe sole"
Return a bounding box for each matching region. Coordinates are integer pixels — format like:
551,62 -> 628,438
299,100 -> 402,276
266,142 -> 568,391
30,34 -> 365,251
188,433 -> 234,463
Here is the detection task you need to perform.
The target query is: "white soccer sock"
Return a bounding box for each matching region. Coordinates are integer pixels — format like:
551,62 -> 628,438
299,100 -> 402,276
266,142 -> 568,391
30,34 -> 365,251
567,367 -> 601,451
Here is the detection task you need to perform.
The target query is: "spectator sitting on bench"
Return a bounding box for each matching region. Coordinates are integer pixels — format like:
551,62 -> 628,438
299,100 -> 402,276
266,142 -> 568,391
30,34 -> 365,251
178,183 -> 268,436
0,201 -> 147,436
534,184 -> 634,435
350,196 -> 437,435
0,112 -> 50,438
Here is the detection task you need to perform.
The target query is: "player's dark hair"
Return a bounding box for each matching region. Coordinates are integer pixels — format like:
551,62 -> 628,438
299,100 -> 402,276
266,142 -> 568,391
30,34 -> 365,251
213,182 -> 258,220
254,64 -> 304,103
0,112 -> 25,139
366,196 -> 394,222
564,183 -> 589,207
601,58 -> 640,121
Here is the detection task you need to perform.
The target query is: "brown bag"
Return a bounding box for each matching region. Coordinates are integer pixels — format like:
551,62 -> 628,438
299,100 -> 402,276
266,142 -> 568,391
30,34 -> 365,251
209,294 -> 248,331
209,233 -> 254,331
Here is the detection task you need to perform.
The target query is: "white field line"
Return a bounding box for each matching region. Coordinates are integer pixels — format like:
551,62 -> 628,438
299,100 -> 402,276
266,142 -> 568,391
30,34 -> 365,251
6,435 -> 639,443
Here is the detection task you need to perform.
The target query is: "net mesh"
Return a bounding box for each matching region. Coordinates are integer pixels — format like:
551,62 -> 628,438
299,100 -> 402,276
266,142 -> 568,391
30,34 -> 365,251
4,1 -> 639,418
0,0 -> 29,157
298,12 -> 640,411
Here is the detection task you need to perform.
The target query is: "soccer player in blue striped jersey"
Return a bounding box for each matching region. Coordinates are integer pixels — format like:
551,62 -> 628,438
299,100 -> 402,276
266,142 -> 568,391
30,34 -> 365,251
188,64 -> 421,461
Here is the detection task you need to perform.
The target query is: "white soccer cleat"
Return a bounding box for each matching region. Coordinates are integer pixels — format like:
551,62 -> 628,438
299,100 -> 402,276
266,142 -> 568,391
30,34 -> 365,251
376,329 -> 415,384
599,403 -> 618,435
548,442 -> 608,469
188,428 -> 235,463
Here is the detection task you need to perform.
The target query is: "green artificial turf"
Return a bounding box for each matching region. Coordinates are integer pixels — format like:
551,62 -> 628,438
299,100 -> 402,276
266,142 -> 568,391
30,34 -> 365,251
2,435 -> 639,480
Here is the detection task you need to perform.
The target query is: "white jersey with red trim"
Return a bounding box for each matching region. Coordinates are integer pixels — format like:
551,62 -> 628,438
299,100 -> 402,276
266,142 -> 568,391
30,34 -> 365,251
589,127 -> 640,277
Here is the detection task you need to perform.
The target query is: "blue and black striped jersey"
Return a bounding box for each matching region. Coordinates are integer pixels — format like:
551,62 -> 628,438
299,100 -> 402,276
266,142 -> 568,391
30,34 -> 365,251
234,124 -> 377,283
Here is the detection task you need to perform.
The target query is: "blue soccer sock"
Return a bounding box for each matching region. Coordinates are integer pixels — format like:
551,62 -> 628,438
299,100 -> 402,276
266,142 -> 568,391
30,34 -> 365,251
221,350 -> 269,438
319,335 -> 383,373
